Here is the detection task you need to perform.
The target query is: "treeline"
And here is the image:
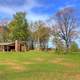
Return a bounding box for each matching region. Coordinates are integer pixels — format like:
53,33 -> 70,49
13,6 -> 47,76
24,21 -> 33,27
0,7 -> 79,53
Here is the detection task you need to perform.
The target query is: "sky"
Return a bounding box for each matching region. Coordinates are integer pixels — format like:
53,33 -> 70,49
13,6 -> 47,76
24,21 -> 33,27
0,0 -> 80,48
0,0 -> 80,22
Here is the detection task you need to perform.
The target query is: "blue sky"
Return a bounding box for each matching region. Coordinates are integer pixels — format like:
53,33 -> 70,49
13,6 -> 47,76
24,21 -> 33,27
0,0 -> 80,22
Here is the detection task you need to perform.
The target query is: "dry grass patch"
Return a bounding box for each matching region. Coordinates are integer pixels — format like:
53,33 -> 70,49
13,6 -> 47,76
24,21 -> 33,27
33,57 -> 44,62
22,61 -> 34,65
16,78 -> 32,80
0,71 -> 4,75
60,62 -> 77,68
75,74 -> 80,80
0,60 -> 25,71
64,73 -> 80,80
50,58 -> 78,68
50,58 -> 64,64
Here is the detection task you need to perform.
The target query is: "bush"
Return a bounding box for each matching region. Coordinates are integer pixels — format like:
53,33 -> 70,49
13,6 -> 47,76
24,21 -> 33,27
55,40 -> 65,54
69,42 -> 79,52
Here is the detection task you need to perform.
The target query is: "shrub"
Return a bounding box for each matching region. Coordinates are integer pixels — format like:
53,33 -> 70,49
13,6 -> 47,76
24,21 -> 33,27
69,42 -> 79,52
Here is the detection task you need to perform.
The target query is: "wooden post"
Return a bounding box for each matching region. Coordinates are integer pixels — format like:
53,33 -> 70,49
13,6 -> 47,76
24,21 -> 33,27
24,44 -> 26,52
2,46 -> 5,52
15,40 -> 18,52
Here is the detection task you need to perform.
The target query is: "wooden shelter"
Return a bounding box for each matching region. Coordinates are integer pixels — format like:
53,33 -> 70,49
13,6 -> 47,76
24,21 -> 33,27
0,40 -> 26,52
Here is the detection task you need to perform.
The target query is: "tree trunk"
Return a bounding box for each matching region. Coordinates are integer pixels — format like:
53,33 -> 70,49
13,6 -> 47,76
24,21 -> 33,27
65,40 -> 69,53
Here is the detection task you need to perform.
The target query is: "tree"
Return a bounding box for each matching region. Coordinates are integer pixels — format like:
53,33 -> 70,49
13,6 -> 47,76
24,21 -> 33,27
8,12 -> 29,41
2,26 -> 10,42
52,7 -> 78,52
52,26 -> 65,54
39,26 -> 50,50
0,19 -> 9,42
55,39 -> 65,54
32,21 -> 50,50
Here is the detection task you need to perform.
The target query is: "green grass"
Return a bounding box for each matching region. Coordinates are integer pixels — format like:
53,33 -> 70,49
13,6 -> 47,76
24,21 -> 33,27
0,51 -> 80,80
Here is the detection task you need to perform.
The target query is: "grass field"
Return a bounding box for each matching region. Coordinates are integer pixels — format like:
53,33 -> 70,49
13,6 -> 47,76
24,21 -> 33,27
0,51 -> 80,80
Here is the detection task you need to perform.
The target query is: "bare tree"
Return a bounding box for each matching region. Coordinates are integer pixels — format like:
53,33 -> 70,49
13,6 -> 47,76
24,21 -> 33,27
52,7 -> 79,52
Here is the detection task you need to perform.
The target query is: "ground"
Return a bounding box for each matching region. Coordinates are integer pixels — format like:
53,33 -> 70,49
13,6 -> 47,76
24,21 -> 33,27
0,51 -> 80,80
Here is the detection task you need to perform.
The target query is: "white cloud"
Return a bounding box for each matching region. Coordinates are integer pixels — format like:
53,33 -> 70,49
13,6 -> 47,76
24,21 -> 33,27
0,0 -> 49,21
27,13 -> 49,22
